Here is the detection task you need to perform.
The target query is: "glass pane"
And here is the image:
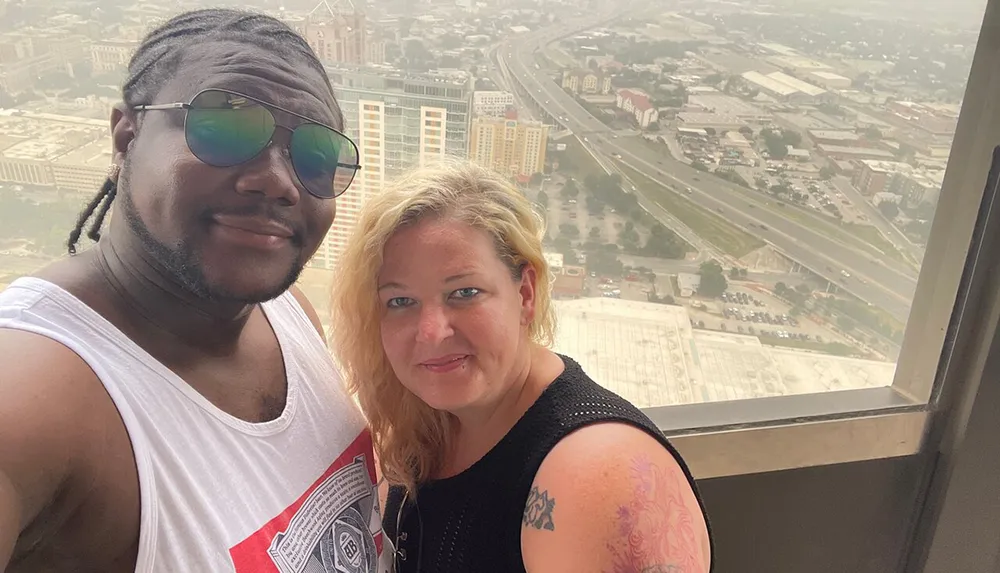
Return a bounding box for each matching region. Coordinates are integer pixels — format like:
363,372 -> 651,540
1,0 -> 986,414
302,0 -> 989,412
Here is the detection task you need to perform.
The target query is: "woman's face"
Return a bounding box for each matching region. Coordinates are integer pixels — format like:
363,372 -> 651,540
377,217 -> 537,415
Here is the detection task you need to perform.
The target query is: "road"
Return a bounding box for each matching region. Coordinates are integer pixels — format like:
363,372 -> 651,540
495,20 -> 920,323
829,175 -> 925,265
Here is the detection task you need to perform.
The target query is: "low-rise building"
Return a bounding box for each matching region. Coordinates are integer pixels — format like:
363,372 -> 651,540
472,90 -> 515,117
817,144 -> 896,162
615,88 -> 658,129
808,71 -> 852,90
852,160 -> 912,196
687,94 -> 770,123
561,68 -> 612,95
676,112 -> 747,133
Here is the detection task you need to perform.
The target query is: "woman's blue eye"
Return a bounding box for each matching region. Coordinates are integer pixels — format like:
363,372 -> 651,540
452,287 -> 481,299
386,297 -> 413,309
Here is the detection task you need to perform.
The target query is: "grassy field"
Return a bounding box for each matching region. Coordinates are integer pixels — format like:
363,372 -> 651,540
558,138 -> 608,180
632,136 -> 911,264
619,164 -> 765,258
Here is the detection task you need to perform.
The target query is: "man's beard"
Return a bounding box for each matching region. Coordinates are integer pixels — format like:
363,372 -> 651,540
116,161 -> 307,305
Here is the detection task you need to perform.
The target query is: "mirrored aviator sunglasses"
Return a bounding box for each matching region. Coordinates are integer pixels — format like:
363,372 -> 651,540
133,88 -> 361,199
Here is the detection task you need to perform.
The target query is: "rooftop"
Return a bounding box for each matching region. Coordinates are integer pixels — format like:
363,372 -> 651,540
817,145 -> 895,159
741,71 -> 799,96
766,72 -> 828,97
811,71 -> 852,81
687,94 -> 769,119
52,139 -> 112,168
860,160 -> 913,174
0,115 -> 106,162
551,298 -> 894,408
677,112 -> 748,127
808,130 -> 861,142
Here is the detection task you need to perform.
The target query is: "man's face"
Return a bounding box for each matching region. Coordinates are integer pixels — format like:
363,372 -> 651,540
113,41 -> 342,304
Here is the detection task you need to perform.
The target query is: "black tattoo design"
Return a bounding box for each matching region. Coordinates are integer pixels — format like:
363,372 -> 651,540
523,486 -> 556,531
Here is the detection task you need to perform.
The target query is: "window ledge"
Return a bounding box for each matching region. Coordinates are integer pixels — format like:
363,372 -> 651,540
645,388 -> 926,479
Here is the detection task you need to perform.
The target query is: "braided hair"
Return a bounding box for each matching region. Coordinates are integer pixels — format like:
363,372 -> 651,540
67,8 -> 335,255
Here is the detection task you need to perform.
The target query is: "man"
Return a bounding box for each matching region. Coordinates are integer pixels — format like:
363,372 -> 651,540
0,9 -> 391,573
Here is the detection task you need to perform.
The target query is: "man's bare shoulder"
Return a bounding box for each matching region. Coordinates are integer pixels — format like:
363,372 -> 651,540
0,329 -> 114,522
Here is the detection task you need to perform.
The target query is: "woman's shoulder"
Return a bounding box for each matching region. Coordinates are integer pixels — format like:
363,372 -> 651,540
520,421 -> 712,573
534,354 -> 661,433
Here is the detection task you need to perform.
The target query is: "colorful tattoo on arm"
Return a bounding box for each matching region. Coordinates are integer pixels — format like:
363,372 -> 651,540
605,455 -> 706,573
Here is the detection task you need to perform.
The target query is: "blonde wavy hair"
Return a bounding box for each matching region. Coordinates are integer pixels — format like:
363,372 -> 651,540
330,159 -> 556,495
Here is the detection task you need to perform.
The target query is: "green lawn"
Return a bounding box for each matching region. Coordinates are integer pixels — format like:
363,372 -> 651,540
558,139 -> 608,180
620,165 -> 765,258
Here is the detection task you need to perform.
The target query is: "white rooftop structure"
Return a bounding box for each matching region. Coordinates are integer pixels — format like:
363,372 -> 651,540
766,71 -> 827,97
551,298 -> 894,408
741,71 -> 798,96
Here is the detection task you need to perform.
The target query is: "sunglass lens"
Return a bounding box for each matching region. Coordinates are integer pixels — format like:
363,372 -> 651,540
185,90 -> 275,167
290,123 -> 359,199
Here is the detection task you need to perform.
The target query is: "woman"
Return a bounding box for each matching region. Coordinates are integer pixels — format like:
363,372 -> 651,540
331,160 -> 713,573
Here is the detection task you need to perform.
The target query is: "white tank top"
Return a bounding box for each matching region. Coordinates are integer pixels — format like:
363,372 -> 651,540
0,277 -> 393,573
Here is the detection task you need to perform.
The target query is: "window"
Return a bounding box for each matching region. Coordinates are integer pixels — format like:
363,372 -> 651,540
3,0 -> 992,486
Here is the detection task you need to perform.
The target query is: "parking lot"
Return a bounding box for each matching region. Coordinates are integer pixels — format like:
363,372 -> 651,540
685,285 -> 848,346
530,179 -> 649,248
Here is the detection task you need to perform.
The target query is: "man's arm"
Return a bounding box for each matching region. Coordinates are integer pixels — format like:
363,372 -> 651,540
0,330 -> 102,569
0,469 -> 20,568
521,423 -> 711,573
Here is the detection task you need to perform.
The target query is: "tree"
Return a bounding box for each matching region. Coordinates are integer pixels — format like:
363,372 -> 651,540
646,121 -> 660,132
697,260 -> 728,298
530,173 -> 544,186
819,165 -> 836,180
782,130 -> 802,147
762,130 -> 788,159
795,283 -> 812,296
589,250 -> 623,276
863,126 -> 882,140
589,226 -> 602,239
537,189 -> 549,207
691,160 -> 710,172
440,34 -> 464,50
879,202 -> 900,220
729,267 -> 741,279
559,224 -> 580,238
642,223 -> 686,259
774,282 -> 788,297
561,179 -> 580,200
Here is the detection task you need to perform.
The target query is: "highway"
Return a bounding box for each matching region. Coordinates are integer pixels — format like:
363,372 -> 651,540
496,20 -> 920,323
829,175 -> 925,265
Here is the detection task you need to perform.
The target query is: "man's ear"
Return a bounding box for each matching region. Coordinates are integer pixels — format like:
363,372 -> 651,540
110,102 -> 136,168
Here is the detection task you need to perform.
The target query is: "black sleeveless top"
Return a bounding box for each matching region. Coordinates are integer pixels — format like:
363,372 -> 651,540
382,355 -> 714,573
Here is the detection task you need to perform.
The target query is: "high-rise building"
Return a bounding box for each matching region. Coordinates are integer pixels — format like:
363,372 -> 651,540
289,0 -> 371,66
310,66 -> 473,268
469,112 -> 549,182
